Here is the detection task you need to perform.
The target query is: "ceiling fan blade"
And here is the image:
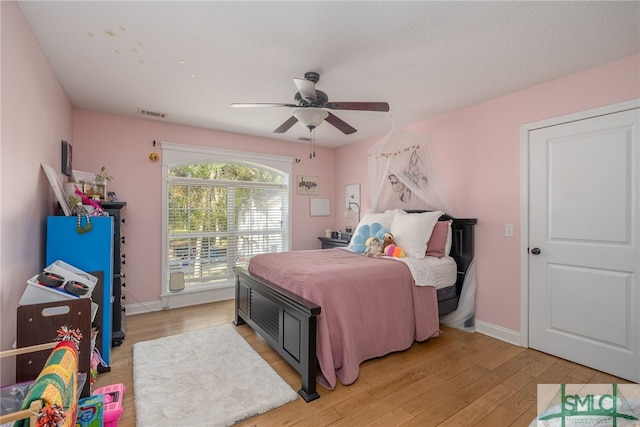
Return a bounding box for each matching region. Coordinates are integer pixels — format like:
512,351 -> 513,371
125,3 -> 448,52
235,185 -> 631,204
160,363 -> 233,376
273,116 -> 299,133
327,102 -> 390,112
325,112 -> 357,135
293,78 -> 317,101
231,103 -> 297,108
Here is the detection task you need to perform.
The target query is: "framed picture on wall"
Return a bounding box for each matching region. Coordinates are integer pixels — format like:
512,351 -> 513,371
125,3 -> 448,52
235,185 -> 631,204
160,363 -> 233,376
309,197 -> 330,216
61,140 -> 72,176
296,175 -> 319,195
345,183 -> 360,210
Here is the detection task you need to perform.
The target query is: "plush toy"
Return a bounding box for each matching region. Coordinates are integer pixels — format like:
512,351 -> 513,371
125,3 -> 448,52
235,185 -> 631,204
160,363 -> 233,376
74,186 -> 103,214
364,237 -> 384,257
382,232 -> 396,252
351,222 -> 388,253
384,243 -> 405,258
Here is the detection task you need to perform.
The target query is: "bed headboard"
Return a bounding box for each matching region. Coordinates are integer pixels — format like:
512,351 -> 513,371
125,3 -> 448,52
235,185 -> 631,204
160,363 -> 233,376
406,210 -> 477,296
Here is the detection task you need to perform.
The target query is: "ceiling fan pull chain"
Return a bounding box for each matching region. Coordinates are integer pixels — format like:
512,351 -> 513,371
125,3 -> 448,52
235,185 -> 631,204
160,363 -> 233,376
312,128 -> 316,158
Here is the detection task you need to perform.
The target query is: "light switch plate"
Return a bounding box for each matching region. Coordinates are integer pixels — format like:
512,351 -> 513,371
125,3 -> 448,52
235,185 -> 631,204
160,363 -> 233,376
505,223 -> 514,237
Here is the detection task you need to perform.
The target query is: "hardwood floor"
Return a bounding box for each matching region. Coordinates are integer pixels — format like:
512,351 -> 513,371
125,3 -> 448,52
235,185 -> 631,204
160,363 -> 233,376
94,300 -> 632,426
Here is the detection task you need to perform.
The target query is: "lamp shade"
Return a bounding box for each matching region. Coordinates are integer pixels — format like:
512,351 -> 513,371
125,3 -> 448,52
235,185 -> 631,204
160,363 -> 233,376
294,108 -> 328,129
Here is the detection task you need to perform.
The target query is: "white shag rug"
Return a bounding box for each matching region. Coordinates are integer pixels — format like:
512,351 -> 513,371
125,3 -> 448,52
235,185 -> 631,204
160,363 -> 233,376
133,324 -> 298,426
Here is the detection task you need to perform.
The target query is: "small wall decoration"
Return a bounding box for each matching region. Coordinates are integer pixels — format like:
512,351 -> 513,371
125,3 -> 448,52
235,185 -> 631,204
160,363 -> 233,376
345,183 -> 360,209
61,140 -> 72,176
310,197 -> 330,216
297,175 -> 319,195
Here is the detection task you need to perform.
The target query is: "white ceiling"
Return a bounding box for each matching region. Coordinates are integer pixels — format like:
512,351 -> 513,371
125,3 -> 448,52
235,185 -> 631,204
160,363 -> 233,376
17,1 -> 640,148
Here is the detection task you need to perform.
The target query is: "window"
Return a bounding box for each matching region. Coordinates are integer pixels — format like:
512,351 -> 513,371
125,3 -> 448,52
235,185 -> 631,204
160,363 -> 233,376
161,143 -> 292,294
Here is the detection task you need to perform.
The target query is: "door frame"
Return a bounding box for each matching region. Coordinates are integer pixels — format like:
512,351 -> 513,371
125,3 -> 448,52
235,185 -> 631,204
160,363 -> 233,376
519,98 -> 640,348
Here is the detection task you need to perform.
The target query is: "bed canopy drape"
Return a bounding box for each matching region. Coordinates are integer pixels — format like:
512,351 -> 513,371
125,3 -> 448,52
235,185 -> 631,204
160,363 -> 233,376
368,127 -> 476,331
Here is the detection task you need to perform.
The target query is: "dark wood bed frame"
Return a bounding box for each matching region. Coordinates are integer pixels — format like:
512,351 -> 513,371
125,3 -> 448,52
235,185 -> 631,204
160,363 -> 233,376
234,213 -> 477,402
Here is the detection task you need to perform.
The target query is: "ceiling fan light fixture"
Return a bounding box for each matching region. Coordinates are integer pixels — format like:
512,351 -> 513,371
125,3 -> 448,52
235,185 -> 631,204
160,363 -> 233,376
294,108 -> 328,129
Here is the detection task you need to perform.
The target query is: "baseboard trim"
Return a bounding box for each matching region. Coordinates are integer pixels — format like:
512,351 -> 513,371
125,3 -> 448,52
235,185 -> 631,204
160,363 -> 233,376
475,319 -> 522,347
125,286 -> 234,315
124,298 -> 524,349
124,300 -> 164,315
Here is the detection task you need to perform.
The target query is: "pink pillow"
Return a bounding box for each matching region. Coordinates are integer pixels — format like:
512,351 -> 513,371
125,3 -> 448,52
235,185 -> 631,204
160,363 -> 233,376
426,220 -> 452,258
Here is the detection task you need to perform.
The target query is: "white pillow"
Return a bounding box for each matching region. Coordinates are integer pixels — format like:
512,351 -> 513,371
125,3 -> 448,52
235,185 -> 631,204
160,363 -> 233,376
390,210 -> 443,259
347,209 -> 401,251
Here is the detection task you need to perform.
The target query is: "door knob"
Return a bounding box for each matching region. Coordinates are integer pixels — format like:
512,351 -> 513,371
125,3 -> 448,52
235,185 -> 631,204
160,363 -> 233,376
531,247 -> 541,255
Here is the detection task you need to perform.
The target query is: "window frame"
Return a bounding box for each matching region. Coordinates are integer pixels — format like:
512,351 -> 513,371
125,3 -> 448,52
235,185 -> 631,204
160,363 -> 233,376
160,142 -> 293,298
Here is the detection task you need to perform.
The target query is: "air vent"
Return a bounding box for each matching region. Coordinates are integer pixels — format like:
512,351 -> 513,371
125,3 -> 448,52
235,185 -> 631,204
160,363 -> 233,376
137,109 -> 168,119
298,136 -> 311,142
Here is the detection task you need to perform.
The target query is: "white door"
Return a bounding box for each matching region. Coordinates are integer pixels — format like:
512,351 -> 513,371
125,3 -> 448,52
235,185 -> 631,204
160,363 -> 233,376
529,106 -> 640,382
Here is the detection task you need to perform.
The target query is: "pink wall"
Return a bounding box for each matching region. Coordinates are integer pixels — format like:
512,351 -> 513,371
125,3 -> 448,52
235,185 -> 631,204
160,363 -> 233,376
2,0 -> 638,386
1,0 -> 74,385
72,111 -> 338,304
335,54 -> 640,332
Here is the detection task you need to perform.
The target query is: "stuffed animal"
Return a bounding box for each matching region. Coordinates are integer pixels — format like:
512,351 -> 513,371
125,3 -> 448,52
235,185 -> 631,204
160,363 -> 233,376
351,222 -> 388,253
364,237 -> 384,257
382,232 -> 396,252
384,243 -> 405,258
75,186 -> 104,214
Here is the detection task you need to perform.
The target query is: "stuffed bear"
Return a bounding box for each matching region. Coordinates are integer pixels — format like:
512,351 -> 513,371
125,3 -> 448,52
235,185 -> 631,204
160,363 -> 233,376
364,237 -> 384,257
382,232 -> 396,252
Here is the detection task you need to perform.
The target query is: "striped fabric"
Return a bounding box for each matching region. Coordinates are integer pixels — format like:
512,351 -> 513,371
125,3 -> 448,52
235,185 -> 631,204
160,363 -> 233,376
15,341 -> 78,427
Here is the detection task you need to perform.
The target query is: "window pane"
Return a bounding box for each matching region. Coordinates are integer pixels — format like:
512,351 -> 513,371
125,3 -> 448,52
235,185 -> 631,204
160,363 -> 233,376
166,163 -> 288,288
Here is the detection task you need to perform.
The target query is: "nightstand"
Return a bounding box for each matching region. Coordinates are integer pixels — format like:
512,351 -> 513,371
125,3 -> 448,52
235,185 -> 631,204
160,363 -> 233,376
318,237 -> 350,249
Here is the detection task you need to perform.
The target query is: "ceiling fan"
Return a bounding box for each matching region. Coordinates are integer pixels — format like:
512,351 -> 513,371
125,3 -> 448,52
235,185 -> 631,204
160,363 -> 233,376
231,71 -> 390,135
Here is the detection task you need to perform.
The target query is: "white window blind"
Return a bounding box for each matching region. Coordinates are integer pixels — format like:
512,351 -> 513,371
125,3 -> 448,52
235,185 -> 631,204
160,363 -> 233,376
161,143 -> 292,292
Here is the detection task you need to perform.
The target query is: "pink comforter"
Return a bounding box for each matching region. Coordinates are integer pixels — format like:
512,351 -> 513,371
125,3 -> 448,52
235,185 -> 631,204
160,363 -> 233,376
248,248 -> 440,389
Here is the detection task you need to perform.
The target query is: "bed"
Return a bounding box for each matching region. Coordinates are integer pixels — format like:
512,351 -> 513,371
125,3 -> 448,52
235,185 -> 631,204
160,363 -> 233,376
233,210 -> 477,402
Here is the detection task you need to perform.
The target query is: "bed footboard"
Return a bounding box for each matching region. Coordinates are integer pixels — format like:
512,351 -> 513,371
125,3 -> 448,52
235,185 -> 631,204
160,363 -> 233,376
233,266 -> 321,402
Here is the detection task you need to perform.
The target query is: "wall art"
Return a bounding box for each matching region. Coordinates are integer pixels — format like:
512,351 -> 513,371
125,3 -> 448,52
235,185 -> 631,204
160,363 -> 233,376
296,175 -> 318,195
61,140 -> 72,176
310,197 -> 330,216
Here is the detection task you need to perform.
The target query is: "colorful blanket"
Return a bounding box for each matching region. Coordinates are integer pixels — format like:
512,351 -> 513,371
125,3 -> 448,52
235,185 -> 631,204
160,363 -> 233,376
15,341 -> 78,427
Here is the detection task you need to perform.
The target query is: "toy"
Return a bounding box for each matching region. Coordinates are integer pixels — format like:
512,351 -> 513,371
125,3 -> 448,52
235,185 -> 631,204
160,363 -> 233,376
384,243 -> 405,257
75,394 -> 103,427
364,237 -> 384,257
74,187 -> 103,214
382,232 -> 396,252
69,184 -> 109,234
351,222 -> 388,253
92,383 -> 125,427
71,202 -> 93,234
